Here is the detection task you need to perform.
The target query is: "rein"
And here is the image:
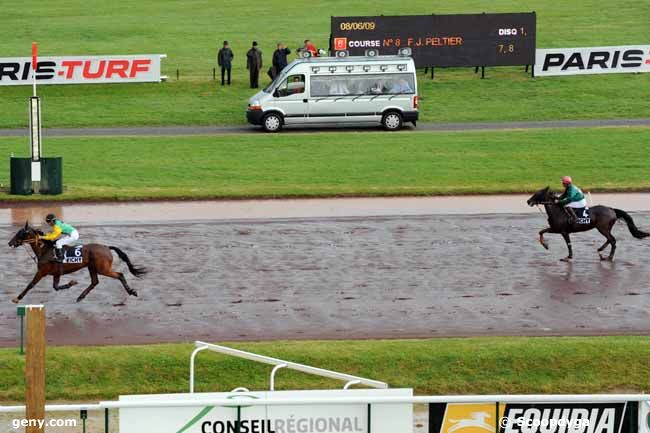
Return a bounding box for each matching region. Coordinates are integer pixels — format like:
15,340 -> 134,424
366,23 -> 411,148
20,232 -> 44,264
22,244 -> 38,264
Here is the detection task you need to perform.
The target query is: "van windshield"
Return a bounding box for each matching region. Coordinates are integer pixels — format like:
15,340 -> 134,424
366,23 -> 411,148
263,75 -> 283,93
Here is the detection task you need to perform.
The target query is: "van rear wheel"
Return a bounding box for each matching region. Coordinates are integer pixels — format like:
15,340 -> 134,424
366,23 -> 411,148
382,111 -> 403,131
262,113 -> 283,132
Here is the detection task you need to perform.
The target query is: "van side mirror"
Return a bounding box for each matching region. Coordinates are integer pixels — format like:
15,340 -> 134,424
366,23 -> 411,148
273,89 -> 279,98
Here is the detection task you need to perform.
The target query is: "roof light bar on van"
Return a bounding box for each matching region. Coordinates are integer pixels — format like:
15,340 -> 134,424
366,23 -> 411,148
365,49 -> 379,57
398,64 -> 407,71
335,50 -> 349,58
311,67 -> 320,73
345,65 -> 354,72
363,65 -> 371,72
301,50 -> 312,59
329,66 -> 337,73
380,65 -> 388,72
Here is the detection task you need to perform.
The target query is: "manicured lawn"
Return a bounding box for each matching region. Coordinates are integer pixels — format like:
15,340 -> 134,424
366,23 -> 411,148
0,127 -> 648,201
0,336 -> 648,402
0,0 -> 648,127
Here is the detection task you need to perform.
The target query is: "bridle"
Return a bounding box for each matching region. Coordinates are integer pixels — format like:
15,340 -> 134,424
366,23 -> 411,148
532,195 -> 557,216
16,229 -> 42,264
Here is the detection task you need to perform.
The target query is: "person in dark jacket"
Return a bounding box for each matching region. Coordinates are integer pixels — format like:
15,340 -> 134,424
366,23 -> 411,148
271,43 -> 291,78
217,40 -> 234,85
246,41 -> 263,88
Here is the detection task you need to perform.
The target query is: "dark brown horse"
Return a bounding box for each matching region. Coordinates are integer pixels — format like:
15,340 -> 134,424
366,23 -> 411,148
527,187 -> 649,261
8,222 -> 146,303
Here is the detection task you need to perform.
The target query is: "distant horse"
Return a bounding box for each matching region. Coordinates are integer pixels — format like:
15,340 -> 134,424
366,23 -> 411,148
527,187 -> 649,261
8,222 -> 146,303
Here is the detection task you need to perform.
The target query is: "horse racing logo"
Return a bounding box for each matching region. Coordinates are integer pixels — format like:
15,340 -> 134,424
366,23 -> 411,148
441,404 -> 502,433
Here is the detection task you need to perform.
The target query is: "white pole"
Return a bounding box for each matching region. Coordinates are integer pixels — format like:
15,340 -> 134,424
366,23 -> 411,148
270,364 -> 287,391
189,346 -> 208,393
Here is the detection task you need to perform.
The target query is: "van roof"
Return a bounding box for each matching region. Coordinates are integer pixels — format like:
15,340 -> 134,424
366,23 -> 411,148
292,55 -> 413,65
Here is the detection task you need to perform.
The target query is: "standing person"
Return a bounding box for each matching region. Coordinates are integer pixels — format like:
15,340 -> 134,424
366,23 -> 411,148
246,41 -> 263,88
272,43 -> 291,78
303,39 -> 319,57
217,40 -> 234,85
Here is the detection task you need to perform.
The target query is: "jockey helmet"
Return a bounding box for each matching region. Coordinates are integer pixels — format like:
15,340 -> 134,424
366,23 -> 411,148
45,213 -> 56,223
561,176 -> 572,186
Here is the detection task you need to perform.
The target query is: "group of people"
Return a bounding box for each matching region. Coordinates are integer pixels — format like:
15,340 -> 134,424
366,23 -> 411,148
216,39 -> 320,88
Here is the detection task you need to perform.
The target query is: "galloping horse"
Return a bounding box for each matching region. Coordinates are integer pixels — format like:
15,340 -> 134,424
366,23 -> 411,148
8,222 -> 146,303
527,187 -> 649,261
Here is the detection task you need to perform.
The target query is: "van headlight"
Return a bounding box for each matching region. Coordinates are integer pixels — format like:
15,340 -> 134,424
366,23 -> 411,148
248,101 -> 262,111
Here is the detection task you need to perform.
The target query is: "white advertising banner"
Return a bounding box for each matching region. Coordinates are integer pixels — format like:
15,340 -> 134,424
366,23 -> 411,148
0,54 -> 165,85
534,45 -> 650,76
119,388 -> 412,433
640,401 -> 650,433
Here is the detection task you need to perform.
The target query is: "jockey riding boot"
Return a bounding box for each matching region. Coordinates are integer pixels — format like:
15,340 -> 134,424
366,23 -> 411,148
54,247 -> 64,262
564,207 -> 577,224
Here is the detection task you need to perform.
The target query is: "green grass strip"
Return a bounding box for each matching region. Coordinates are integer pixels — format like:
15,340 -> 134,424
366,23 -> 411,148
1,127 -> 649,201
0,336 -> 648,402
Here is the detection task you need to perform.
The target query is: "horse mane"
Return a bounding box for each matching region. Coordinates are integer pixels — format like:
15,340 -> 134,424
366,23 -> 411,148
543,186 -> 558,200
26,226 -> 44,236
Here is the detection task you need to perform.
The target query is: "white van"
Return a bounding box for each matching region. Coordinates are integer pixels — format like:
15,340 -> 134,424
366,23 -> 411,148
246,55 -> 419,132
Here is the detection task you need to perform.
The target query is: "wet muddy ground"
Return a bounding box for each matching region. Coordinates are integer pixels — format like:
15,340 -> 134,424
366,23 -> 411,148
1,212 -> 649,347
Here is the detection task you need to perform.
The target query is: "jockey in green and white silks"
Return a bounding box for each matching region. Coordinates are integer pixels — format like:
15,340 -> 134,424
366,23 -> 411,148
40,213 -> 79,261
557,176 -> 586,223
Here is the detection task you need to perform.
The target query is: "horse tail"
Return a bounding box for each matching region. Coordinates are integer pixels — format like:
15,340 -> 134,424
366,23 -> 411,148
614,209 -> 650,239
109,246 -> 147,277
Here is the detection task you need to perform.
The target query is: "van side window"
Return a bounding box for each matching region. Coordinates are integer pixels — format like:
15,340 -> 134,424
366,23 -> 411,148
311,74 -> 415,97
276,74 -> 305,97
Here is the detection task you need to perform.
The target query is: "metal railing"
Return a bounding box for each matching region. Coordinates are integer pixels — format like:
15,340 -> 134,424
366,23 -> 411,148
189,340 -> 387,393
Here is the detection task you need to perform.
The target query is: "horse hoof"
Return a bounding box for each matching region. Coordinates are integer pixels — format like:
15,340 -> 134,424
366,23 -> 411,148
560,257 -> 572,262
130,290 -> 138,297
69,280 -> 78,286
11,298 -> 20,304
76,296 -> 85,303
599,254 -> 607,261
542,243 -> 549,250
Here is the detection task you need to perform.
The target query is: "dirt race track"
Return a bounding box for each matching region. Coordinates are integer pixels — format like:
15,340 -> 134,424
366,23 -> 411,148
1,208 -> 650,346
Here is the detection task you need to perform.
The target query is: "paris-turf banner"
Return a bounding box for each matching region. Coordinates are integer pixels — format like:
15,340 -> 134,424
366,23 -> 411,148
0,54 -> 166,85
534,45 -> 650,76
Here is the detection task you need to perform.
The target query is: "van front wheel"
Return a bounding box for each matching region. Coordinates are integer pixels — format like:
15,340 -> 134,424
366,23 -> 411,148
262,113 -> 283,132
382,111 -> 403,131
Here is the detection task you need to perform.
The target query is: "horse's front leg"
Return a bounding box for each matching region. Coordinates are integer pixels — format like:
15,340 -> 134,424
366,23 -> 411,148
52,273 -> 78,291
560,232 -> 573,262
13,270 -> 46,303
539,228 -> 551,250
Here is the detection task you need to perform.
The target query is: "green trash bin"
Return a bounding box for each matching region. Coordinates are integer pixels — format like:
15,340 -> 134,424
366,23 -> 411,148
10,157 -> 32,195
40,157 -> 63,195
